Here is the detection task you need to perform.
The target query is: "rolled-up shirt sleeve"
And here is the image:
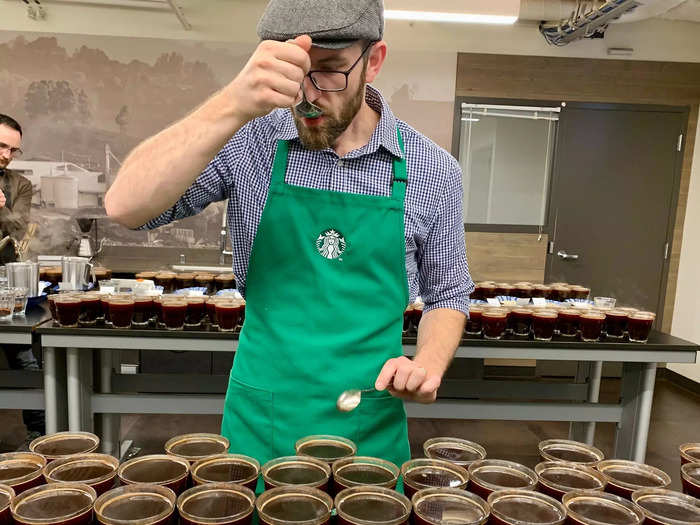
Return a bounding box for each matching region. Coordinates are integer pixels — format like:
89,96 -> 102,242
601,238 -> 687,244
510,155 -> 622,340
137,138 -> 238,231
419,161 -> 474,315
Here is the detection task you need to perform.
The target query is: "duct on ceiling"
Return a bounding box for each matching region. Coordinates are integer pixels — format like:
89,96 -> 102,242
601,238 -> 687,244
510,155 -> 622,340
518,0 -> 688,23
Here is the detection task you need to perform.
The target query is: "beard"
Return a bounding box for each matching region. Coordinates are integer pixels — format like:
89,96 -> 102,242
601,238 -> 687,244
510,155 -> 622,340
293,70 -> 366,151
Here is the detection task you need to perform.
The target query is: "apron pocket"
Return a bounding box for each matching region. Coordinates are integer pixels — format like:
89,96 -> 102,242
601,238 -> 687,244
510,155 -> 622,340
271,394 -> 360,458
355,393 -> 410,468
221,376 -> 274,464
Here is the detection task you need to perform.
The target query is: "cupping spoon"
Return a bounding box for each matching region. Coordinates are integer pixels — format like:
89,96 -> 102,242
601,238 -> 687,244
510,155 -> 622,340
337,380 -> 396,413
336,388 -> 376,412
294,86 -> 323,119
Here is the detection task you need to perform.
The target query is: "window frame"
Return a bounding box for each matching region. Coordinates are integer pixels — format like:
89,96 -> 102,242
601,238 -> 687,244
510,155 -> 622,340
451,96 -> 564,234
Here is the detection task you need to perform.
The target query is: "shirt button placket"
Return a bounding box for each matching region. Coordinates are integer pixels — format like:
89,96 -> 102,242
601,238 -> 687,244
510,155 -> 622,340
331,158 -> 344,192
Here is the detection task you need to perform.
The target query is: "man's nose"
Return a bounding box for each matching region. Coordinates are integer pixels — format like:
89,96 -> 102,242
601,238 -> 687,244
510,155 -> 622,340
302,76 -> 322,103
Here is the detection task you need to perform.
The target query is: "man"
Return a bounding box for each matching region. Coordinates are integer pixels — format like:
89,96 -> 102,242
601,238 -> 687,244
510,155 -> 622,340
0,115 -> 31,264
0,114 -> 45,443
106,0 -> 472,467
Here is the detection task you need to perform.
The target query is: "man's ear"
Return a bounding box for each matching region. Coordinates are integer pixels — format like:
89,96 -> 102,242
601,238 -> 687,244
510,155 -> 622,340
365,40 -> 387,84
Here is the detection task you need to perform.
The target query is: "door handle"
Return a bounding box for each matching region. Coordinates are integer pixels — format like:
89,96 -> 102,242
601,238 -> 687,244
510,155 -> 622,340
557,250 -> 579,261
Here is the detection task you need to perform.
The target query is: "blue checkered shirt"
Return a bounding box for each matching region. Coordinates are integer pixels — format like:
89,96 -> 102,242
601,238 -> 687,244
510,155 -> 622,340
142,85 -> 474,315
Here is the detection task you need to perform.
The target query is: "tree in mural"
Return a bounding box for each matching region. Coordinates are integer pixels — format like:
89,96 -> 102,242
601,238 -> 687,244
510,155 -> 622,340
115,105 -> 130,134
23,79 -> 90,122
48,80 -> 76,119
76,88 -> 91,123
24,80 -> 51,118
154,52 -> 185,76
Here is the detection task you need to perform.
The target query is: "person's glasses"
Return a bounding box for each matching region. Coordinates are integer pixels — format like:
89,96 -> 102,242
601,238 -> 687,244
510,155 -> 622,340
306,41 -> 374,92
0,142 -> 22,158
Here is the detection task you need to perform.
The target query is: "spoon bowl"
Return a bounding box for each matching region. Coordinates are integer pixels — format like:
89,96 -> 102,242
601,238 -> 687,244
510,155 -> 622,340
294,86 -> 323,119
336,388 -> 376,412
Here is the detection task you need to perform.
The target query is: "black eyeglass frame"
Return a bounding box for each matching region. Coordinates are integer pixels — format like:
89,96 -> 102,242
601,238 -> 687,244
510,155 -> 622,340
306,41 -> 375,93
0,142 -> 22,157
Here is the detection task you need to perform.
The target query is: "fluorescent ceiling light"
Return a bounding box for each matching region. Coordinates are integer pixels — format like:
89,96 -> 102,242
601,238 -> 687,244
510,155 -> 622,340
385,10 -> 517,24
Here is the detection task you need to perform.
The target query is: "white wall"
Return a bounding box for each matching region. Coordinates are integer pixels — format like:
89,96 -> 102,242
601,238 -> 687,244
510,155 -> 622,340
670,118 -> 700,382
1,0 -> 700,62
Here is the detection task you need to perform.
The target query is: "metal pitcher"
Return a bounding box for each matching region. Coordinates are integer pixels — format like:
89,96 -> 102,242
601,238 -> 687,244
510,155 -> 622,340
6,261 -> 40,296
61,256 -> 94,291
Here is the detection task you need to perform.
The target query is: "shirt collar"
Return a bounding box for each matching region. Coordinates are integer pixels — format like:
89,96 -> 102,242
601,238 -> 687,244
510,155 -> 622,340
272,84 -> 403,159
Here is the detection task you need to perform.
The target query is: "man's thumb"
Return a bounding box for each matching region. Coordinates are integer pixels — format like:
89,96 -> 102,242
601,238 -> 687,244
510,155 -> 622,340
292,34 -> 312,52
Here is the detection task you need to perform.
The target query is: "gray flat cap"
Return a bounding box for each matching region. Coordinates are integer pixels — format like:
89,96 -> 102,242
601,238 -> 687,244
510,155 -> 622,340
257,0 -> 384,49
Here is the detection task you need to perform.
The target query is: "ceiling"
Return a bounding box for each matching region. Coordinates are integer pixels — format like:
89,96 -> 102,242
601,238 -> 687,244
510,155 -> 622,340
659,0 -> 700,21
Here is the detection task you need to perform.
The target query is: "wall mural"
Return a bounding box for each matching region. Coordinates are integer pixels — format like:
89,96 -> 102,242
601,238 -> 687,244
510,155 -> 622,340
0,31 -> 457,260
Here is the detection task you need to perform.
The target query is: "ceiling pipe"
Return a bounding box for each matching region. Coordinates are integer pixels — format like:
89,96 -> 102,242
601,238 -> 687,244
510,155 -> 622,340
609,0 -> 687,22
518,0 -> 687,23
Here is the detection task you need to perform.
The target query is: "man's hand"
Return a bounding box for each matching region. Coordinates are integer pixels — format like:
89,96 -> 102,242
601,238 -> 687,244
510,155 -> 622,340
222,35 -> 312,123
375,356 -> 442,403
0,189 -> 5,209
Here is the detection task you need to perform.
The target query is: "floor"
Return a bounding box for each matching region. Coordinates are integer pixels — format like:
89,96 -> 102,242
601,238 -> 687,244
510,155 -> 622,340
1,377 -> 697,491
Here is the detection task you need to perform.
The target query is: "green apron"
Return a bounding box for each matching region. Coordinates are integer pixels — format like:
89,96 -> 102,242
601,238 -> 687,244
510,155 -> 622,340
221,128 -> 411,471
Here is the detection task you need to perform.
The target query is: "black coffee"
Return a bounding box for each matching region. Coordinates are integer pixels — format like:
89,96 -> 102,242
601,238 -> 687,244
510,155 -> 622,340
267,464 -> 326,485
52,463 -> 113,482
16,493 -> 92,520
604,468 -> 663,488
429,446 -> 482,463
475,470 -> 530,488
170,441 -> 226,458
102,496 -> 171,521
339,466 -> 394,485
0,464 -> 39,481
638,499 -> 700,522
299,444 -> 352,461
340,497 -> 405,522
182,492 -> 250,519
492,499 -> 562,523
545,448 -> 597,463
122,459 -> 187,483
405,467 -> 465,489
197,463 -> 256,483
540,470 -> 600,490
567,499 -> 639,525
262,495 -> 327,521
34,438 -> 94,456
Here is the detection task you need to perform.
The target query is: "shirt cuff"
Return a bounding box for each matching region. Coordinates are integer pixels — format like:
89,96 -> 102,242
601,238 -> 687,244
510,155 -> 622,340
423,297 -> 470,316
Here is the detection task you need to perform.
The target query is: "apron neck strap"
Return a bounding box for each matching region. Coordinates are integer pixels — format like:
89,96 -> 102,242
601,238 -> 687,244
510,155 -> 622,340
271,140 -> 290,186
271,127 -> 407,203
391,128 -> 407,201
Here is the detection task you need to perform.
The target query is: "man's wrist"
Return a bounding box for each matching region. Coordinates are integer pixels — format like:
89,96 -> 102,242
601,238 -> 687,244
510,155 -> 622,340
413,351 -> 447,379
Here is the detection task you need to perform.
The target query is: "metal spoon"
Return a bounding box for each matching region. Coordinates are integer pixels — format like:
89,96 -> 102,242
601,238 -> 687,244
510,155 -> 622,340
336,388 -> 376,412
337,379 -> 397,412
294,86 -> 323,119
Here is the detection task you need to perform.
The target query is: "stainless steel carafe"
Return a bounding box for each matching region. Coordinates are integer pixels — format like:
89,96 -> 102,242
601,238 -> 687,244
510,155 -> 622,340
61,256 -> 94,291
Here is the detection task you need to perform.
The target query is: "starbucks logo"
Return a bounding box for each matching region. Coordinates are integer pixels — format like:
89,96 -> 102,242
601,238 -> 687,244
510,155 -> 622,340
316,229 -> 346,260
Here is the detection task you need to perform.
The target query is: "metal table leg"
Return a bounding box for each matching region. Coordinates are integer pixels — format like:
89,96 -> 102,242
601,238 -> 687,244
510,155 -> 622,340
584,361 -> 603,444
43,346 -> 58,434
569,361 -> 592,442
632,362 -> 657,462
614,362 -> 657,462
67,347 -> 81,432
98,349 -> 119,456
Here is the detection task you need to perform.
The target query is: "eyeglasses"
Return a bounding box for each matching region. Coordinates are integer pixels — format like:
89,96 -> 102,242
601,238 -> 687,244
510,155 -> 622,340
0,142 -> 22,158
306,41 -> 374,92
